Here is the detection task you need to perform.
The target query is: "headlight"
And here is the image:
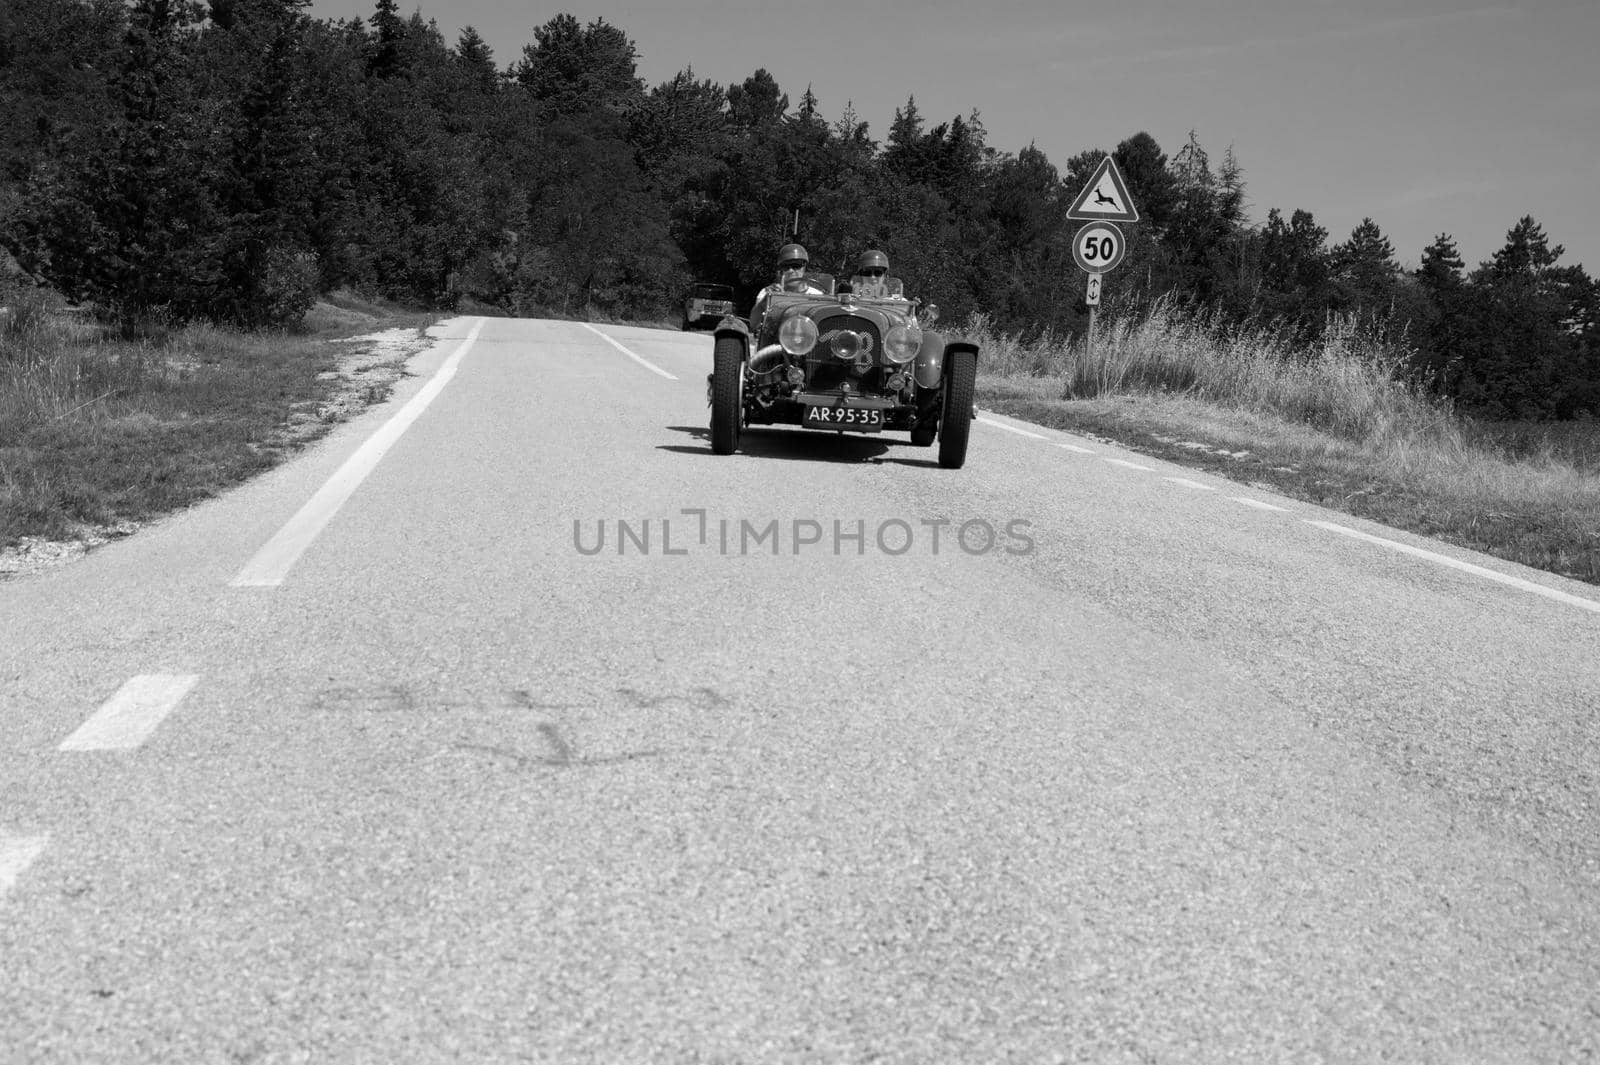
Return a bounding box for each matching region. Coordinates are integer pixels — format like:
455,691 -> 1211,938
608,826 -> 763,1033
883,323 -> 922,364
829,330 -> 864,360
779,315 -> 818,355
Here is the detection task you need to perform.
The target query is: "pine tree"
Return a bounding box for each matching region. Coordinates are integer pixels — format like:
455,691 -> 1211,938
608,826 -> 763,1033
454,26 -> 497,93
1455,217 -> 1575,418
1332,217 -> 1398,313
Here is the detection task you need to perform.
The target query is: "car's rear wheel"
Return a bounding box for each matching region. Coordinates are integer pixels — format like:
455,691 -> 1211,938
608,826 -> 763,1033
937,348 -> 976,469
710,335 -> 744,455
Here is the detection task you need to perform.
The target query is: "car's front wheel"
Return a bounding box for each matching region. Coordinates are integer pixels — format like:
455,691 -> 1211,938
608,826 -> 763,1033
710,335 -> 744,455
937,348 -> 976,469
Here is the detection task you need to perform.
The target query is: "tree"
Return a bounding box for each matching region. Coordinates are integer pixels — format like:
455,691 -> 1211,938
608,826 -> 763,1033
513,14 -> 642,121
1112,132 -> 1177,233
1453,217 -> 1578,418
1332,217 -> 1398,313
1255,207 -> 1332,329
725,67 -> 785,128
453,26 -> 496,93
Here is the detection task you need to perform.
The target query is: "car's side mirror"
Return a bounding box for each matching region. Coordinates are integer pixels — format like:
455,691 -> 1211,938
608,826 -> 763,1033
836,281 -> 853,295
921,302 -> 940,325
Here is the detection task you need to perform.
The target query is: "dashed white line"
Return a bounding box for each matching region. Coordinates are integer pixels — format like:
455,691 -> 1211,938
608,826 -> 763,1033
232,318 -> 487,587
1306,520 -> 1600,615
581,324 -> 678,380
976,416 -> 1048,440
0,834 -> 49,898
1164,477 -> 1214,491
1104,458 -> 1154,472
60,674 -> 200,751
1232,497 -> 1289,512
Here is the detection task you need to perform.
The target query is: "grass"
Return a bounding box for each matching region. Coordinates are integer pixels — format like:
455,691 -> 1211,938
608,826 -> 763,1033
0,285 -> 439,553
970,300 -> 1600,586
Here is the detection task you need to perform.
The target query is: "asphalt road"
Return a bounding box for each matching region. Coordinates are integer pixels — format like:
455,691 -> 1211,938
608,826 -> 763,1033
3,315 -> 1599,1063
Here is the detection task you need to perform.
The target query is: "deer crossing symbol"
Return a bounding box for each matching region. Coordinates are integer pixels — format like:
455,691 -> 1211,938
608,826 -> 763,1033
1094,189 -> 1119,207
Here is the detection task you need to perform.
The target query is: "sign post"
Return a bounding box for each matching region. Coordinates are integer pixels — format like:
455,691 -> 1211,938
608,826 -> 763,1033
1066,156 -> 1139,358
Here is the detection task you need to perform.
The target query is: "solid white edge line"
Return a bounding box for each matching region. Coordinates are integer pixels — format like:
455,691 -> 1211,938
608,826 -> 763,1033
0,834 -> 49,897
975,416 -> 1048,440
1052,441 -> 1098,454
60,674 -> 200,751
580,323 -> 678,380
1306,519 -> 1600,616
1164,477 -> 1215,491
1104,458 -> 1154,471
231,318 -> 487,587
1232,496 -> 1288,512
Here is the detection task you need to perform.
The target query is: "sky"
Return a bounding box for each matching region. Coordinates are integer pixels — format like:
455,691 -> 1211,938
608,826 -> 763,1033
307,0 -> 1600,272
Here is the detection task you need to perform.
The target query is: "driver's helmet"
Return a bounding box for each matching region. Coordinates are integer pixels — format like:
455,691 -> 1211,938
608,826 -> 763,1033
777,243 -> 809,283
852,249 -> 890,296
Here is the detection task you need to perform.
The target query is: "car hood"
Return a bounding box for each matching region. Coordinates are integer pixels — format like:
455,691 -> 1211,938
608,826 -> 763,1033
774,297 -> 915,332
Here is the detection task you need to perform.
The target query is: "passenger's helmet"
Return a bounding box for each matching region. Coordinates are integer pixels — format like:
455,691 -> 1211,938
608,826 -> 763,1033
856,249 -> 890,275
778,243 -> 809,270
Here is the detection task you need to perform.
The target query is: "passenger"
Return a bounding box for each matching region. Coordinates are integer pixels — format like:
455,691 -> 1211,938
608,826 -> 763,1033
850,249 -> 891,299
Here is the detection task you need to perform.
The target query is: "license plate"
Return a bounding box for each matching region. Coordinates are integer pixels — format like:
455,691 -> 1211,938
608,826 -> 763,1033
803,405 -> 883,432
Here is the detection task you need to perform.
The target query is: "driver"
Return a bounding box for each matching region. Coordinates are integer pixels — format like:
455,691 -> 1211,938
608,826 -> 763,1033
752,243 -> 824,329
850,249 -> 892,299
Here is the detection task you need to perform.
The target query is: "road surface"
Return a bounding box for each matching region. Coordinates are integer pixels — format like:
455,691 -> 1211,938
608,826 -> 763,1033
3,316 -> 1599,1062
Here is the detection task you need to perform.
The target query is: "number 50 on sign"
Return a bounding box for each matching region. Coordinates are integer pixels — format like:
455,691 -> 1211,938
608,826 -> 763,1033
1072,221 -> 1125,274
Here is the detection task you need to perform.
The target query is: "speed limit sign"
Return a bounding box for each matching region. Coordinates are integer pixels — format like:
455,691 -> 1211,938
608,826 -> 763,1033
1072,222 -> 1125,274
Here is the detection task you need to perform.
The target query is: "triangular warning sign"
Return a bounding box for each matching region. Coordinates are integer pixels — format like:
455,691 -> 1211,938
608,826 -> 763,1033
1066,156 -> 1139,222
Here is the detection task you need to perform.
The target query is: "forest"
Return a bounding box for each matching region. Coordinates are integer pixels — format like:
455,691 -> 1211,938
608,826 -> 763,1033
3,0 -> 1598,420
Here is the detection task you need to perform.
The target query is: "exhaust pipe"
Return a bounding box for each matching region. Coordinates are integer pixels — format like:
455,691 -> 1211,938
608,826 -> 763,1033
749,343 -> 787,375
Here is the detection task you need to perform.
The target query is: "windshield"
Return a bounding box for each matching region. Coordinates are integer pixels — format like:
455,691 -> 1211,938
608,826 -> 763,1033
692,284 -> 733,300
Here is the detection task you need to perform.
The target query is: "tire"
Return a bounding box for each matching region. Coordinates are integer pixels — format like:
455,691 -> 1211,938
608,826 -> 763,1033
681,314 -> 691,331
710,335 -> 744,455
937,348 -> 976,469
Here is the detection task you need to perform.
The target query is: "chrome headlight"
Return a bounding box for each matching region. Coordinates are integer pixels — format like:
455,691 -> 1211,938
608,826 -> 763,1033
883,323 -> 922,364
779,315 -> 818,355
828,329 -> 865,360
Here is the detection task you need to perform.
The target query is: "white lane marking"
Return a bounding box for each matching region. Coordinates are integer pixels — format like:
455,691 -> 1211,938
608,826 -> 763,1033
1306,520 -> 1600,615
60,675 -> 200,751
976,416 -> 1047,440
1233,496 -> 1289,512
1052,441 -> 1098,455
581,324 -> 678,380
1104,458 -> 1154,472
1165,477 -> 1215,491
232,319 -> 487,587
0,834 -> 49,898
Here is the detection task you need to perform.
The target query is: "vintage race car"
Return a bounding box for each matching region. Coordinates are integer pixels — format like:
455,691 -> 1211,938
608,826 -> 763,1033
707,272 -> 978,469
682,283 -> 736,331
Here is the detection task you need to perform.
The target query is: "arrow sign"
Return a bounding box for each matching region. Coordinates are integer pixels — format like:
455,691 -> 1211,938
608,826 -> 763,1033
1066,156 -> 1139,223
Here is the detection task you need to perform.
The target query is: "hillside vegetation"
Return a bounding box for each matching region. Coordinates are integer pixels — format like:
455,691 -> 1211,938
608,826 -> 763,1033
972,306 -> 1600,583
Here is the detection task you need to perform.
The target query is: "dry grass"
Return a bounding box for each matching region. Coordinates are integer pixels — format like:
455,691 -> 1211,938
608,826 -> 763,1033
969,302 -> 1600,585
0,286 -> 438,553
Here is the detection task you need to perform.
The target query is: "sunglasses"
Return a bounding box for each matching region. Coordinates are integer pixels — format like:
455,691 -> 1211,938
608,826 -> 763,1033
860,268 -> 887,277
780,261 -> 806,270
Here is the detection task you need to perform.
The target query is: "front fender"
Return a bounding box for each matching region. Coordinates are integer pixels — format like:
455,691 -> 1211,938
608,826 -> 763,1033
714,318 -> 750,359
913,329 -> 948,390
